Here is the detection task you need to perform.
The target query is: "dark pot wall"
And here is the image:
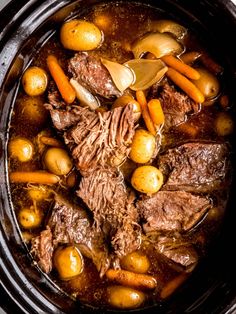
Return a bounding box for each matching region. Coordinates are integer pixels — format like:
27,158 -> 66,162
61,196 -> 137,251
1,1 -> 236,313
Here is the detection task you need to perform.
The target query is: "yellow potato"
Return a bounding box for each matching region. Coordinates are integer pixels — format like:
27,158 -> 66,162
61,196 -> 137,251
18,96 -> 48,125
121,251 -> 150,274
60,19 -> 102,51
215,112 -> 234,136
43,147 -> 73,175
27,186 -> 52,201
18,207 -> 42,229
112,95 -> 141,113
8,137 -> 34,162
22,66 -> 48,96
53,246 -> 84,280
131,165 -> 163,194
129,129 -> 156,163
107,286 -> 145,309
192,68 -> 219,101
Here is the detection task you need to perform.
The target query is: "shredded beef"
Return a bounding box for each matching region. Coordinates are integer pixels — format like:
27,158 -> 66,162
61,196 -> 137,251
137,191 -> 211,233
158,142 -> 231,193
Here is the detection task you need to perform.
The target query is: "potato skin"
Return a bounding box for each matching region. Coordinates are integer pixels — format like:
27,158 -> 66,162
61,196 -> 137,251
121,251 -> 150,274
22,66 -> 48,96
215,112 -> 234,136
8,137 -> 34,162
17,96 -> 48,125
43,148 -> 73,175
130,129 -> 156,163
18,207 -> 42,229
131,165 -> 163,194
107,285 -> 145,309
192,68 -> 219,101
60,20 -> 102,51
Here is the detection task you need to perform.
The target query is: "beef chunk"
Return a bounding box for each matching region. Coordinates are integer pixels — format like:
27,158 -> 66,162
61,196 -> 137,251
158,142 -> 230,193
77,167 -> 141,259
137,191 -> 211,233
159,84 -> 199,130
69,52 -> 121,98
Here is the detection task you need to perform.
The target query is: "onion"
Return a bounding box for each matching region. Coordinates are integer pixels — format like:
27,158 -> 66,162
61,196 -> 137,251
150,20 -> 187,40
101,58 -> 135,92
132,32 -> 183,59
70,78 -> 100,110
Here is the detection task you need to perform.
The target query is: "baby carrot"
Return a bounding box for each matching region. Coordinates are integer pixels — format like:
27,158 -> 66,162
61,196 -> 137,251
147,99 -> 165,126
40,136 -> 63,148
136,91 -> 156,136
106,269 -> 157,290
161,55 -> 200,80
47,55 -> 76,104
180,51 -> 202,65
10,171 -> 60,185
166,67 -> 205,103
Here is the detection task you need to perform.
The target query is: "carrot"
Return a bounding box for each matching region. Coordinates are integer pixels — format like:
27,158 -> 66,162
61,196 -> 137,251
40,136 -> 63,148
200,53 -> 223,75
147,99 -> 165,126
136,91 -> 156,136
180,51 -> 202,65
10,171 -> 60,185
47,55 -> 76,104
166,68 -> 205,103
177,122 -> 199,138
160,274 -> 188,299
161,55 -> 200,80
106,269 -> 157,290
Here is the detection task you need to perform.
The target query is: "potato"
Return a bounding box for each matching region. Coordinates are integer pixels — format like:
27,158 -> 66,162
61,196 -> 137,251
214,112 -> 234,136
107,286 -> 145,309
43,147 -> 73,175
121,252 -> 150,274
129,129 -> 156,163
53,246 -> 84,280
112,95 -> 141,113
22,66 -> 48,96
131,165 -> 163,194
60,19 -> 102,51
8,137 -> 34,162
18,96 -> 48,125
18,207 -> 42,229
27,186 -> 52,202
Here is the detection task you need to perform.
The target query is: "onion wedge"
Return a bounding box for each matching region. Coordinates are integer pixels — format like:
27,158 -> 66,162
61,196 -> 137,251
150,20 -> 187,40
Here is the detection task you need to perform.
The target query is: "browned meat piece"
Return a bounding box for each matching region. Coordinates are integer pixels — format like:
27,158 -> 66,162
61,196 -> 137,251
77,167 -> 141,259
158,142 -> 231,193
69,52 -> 121,98
159,84 -> 199,130
137,191 -> 211,233
64,104 -> 135,173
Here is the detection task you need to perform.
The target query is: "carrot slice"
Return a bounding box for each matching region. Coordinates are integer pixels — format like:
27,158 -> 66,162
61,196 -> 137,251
162,55 -> 200,80
40,136 -> 63,148
166,67 -> 205,103
47,55 -> 76,104
136,91 -> 156,136
180,51 -> 202,65
147,99 -> 165,126
10,171 -> 60,185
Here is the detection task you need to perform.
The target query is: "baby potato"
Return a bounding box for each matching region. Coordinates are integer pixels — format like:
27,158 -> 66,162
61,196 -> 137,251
27,186 -> 52,202
22,66 -> 48,96
214,112 -> 234,136
131,165 -> 163,194
129,129 -> 156,163
8,137 -> 34,162
121,252 -> 150,274
18,96 -> 48,125
53,246 -> 84,280
112,95 -> 141,121
43,147 -> 73,176
18,207 -> 42,229
60,19 -> 103,51
107,286 -> 145,309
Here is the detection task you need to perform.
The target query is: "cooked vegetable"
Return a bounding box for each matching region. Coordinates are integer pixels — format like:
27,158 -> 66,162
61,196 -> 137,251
18,206 -> 42,229
132,32 -> 183,59
43,148 -> 73,176
18,96 -> 48,125
129,129 -> 156,163
60,19 -> 103,51
160,274 -> 188,299
27,185 -> 52,201
214,112 -> 234,136
191,68 -> 220,101
70,78 -> 100,110
107,286 -> 145,309
121,252 -> 150,274
150,19 -> 187,39
22,66 -> 48,96
101,58 -> 135,92
147,99 -> 165,126
10,171 -> 60,185
136,91 -> 156,136
200,53 -> 223,75
180,51 -> 202,64
124,59 -> 167,90
112,95 -> 141,121
47,55 -> 76,104
53,246 -> 84,280
66,171 -> 77,188
219,94 -> 230,109
8,137 -> 34,162
161,55 -> 200,80
40,136 -> 63,148
176,122 -> 199,138
131,165 -> 163,194
166,68 -> 205,103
